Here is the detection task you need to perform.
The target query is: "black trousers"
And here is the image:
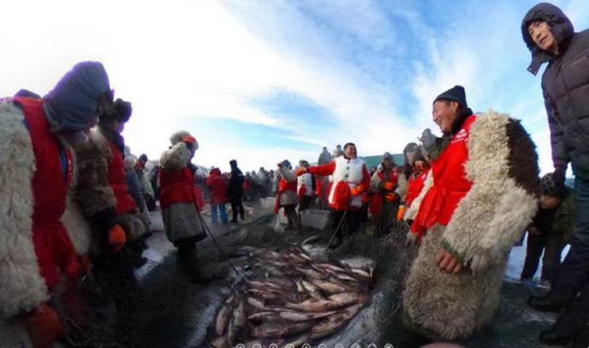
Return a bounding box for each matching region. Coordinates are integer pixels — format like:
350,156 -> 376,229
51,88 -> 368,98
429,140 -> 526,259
520,232 -> 566,283
329,209 -> 362,240
230,196 -> 245,221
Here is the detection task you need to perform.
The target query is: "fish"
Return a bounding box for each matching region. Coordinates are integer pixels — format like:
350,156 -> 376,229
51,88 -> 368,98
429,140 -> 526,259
328,292 -> 366,306
247,297 -> 266,310
246,288 -> 278,300
350,268 -> 372,279
250,321 -> 314,338
278,310 -> 312,322
228,301 -> 247,346
288,253 -> 308,263
333,272 -> 360,282
265,277 -> 297,291
339,256 -> 375,276
310,279 -> 348,294
317,263 -> 347,274
215,304 -> 232,336
301,280 -> 326,301
247,311 -> 280,323
294,279 -> 306,293
285,299 -> 340,312
210,335 -> 230,348
300,235 -> 322,245
295,267 -> 325,280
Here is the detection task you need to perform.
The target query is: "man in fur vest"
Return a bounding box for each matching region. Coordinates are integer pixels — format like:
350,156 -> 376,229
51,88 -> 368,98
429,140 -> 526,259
159,131 -> 212,283
370,152 -> 407,237
402,85 -> 540,340
298,143 -> 370,248
0,62 -> 112,347
72,98 -> 150,264
276,159 -> 300,232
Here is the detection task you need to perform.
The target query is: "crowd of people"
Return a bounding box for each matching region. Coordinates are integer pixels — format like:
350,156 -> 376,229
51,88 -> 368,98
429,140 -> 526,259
0,2 -> 588,347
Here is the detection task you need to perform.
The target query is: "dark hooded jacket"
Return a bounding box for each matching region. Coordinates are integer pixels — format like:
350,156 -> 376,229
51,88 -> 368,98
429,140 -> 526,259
522,3 -> 589,179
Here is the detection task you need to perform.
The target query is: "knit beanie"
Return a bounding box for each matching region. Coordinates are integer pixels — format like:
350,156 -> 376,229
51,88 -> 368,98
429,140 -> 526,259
541,172 -> 565,197
433,85 -> 468,108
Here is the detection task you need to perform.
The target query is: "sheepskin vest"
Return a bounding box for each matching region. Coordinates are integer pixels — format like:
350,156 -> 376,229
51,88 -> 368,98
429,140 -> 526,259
106,140 -> 137,215
329,156 -> 366,210
413,116 -> 475,230
160,166 -> 202,210
406,168 -> 429,208
15,97 -> 79,288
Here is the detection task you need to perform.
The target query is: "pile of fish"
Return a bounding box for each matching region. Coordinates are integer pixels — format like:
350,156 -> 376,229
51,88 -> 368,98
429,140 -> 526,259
210,246 -> 374,347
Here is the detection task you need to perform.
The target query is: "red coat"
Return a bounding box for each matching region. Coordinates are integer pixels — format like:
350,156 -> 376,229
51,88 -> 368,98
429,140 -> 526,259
207,168 -> 229,206
15,97 -> 80,289
106,140 -> 137,215
412,116 -> 475,237
406,168 -> 430,208
160,166 -> 204,211
309,157 -> 370,211
370,167 -> 402,216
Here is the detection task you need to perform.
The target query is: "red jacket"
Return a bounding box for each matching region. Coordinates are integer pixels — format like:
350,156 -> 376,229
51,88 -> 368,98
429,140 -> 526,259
106,140 -> 137,215
406,168 -> 430,208
15,97 -> 80,289
412,116 -> 475,237
160,165 -> 204,211
309,157 -> 370,211
207,168 -> 229,206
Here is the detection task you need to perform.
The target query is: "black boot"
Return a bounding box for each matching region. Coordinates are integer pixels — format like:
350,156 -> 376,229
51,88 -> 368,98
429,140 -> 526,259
177,245 -> 214,284
540,329 -> 574,346
528,294 -> 567,313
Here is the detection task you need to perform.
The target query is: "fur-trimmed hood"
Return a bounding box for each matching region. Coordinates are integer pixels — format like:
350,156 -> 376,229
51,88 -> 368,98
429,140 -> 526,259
522,3 -> 575,75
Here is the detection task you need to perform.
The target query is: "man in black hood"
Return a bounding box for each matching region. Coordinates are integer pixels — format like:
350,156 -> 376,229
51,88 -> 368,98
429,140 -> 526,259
522,3 -> 589,346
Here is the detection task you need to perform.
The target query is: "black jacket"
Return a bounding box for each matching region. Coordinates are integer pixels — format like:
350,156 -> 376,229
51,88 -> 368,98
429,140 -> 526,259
522,3 -> 589,179
228,167 -> 244,199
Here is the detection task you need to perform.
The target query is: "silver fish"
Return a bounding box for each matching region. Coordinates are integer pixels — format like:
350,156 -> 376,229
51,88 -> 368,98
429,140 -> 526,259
210,335 -> 230,348
310,279 -> 348,294
302,280 -> 326,301
228,301 -> 246,345
247,297 -> 266,310
327,292 -> 366,306
215,304 -> 231,336
285,299 -> 340,312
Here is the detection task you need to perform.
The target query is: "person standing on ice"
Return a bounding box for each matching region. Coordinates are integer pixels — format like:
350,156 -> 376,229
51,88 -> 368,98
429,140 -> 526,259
276,160 -> 301,232
521,4 -> 589,346
159,131 -> 212,283
228,159 -> 245,223
402,85 -> 540,340
297,160 -> 315,213
369,152 -> 407,237
0,62 -> 112,348
299,143 -> 370,248
206,167 -> 229,224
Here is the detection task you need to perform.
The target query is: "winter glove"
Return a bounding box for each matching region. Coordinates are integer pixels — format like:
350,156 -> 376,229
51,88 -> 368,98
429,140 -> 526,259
351,187 -> 363,197
418,128 -> 437,150
80,254 -> 93,275
21,303 -> 64,348
385,193 -> 398,203
108,224 -> 127,251
406,231 -> 419,246
296,167 -> 308,176
553,166 -> 566,187
397,205 -> 406,221
384,182 -> 396,191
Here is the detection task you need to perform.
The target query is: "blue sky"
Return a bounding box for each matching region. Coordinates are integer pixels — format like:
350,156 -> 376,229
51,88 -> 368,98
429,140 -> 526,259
1,0 -> 588,173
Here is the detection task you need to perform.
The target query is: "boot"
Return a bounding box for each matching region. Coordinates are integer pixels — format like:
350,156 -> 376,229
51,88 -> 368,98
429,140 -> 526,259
177,245 -> 214,284
528,293 -> 567,313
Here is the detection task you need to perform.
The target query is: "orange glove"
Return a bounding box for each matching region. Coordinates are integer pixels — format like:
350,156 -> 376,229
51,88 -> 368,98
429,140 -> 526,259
351,187 -> 363,196
384,182 -> 396,191
21,303 -> 64,348
385,193 -> 398,202
108,225 -> 127,251
397,205 -> 406,221
296,167 -> 308,176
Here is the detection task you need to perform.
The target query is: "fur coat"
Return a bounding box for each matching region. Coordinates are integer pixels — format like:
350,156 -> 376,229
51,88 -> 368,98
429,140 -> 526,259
403,110 -> 540,340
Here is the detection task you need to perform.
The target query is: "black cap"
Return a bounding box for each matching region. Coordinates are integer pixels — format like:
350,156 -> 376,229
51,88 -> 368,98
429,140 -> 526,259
433,85 -> 468,108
